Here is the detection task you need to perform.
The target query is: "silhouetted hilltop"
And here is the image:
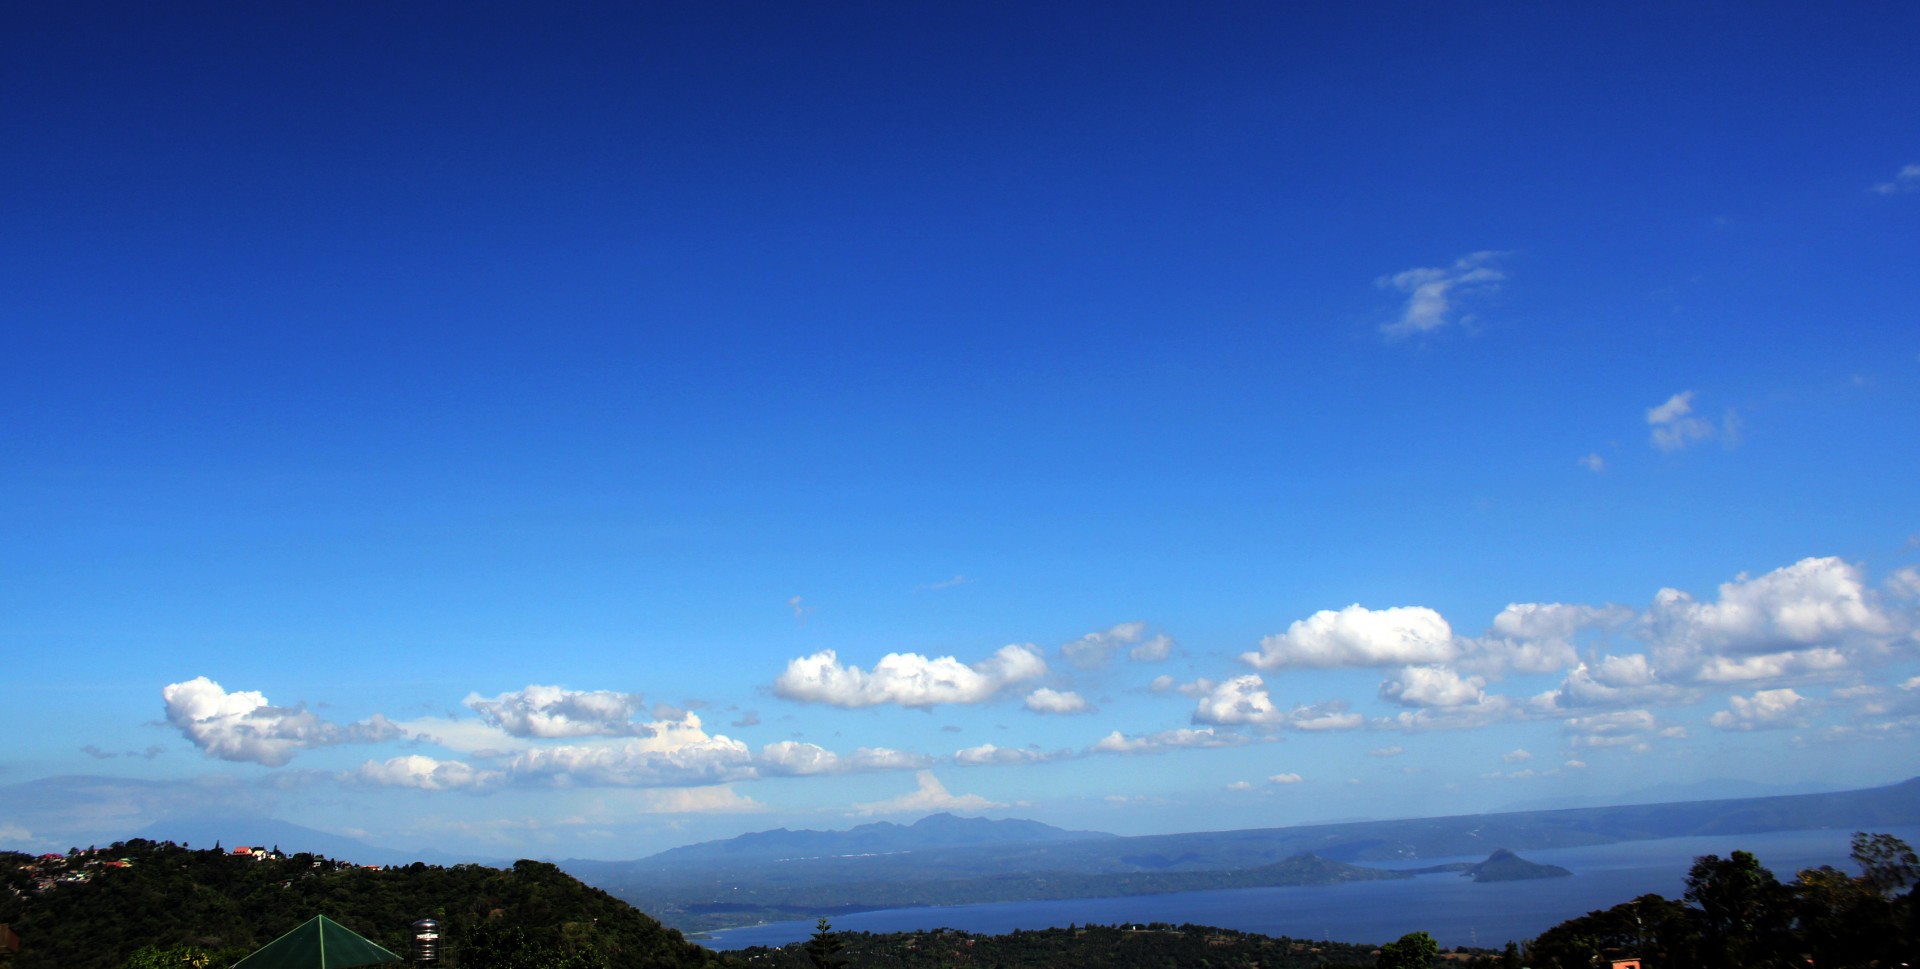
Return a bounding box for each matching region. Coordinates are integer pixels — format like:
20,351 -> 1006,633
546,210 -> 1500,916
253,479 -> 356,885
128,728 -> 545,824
0,839 -> 729,969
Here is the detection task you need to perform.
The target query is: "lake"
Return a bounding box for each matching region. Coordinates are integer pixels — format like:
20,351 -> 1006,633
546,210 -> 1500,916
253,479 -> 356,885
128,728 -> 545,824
704,825 -> 1920,950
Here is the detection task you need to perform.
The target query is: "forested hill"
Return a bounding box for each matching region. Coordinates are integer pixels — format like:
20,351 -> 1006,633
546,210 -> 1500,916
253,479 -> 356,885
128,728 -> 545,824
733,923 -> 1411,969
0,840 -> 731,969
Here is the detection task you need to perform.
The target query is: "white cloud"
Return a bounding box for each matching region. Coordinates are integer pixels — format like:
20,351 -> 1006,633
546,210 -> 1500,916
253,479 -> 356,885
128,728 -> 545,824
1380,665 -> 1487,708
1646,391 -> 1719,452
1645,556 -> 1898,681
1888,566 -> 1920,600
1692,648 -> 1849,683
1502,748 -> 1533,764
1377,251 -> 1505,339
503,713 -> 756,787
464,685 -> 652,738
1191,675 -> 1279,724
1189,675 -> 1363,731
1709,688 -> 1812,731
755,741 -> 931,776
1459,601 -> 1631,676
162,676 -> 404,766
353,755 -> 503,791
1131,633 -> 1175,662
1244,605 -> 1455,670
1285,700 -> 1367,731
1535,655 -> 1686,710
752,740 -> 840,775
1378,694 -> 1515,732
1579,453 -> 1606,473
851,771 -> 1003,816
1368,745 -> 1405,758
1226,780 -> 1254,791
1493,601 -> 1634,643
1024,688 -> 1092,715
1563,709 -> 1679,751
953,743 -> 1066,767
1148,674 -> 1177,693
1062,622 -> 1172,668
773,644 -> 1047,708
1090,727 -> 1251,755
1871,163 -> 1920,195
640,785 -> 767,814
1062,622 -> 1141,668
1268,772 -> 1303,784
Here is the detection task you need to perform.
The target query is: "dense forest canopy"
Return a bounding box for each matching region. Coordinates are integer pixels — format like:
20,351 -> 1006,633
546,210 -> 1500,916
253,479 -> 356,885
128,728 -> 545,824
0,840 -> 729,969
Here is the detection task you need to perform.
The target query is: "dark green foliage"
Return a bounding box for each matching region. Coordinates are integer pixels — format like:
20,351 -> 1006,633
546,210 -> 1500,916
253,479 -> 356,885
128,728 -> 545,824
1529,893 -> 1693,969
735,923 -> 1408,969
1374,931 -> 1436,969
120,944 -> 231,969
1527,832 -> 1920,969
0,841 -> 731,969
801,919 -> 844,969
1850,830 -> 1919,895
1682,851 -> 1791,969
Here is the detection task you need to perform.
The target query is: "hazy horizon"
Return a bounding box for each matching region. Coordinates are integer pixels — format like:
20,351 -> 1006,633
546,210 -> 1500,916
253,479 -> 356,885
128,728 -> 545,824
4,3 -> 1918,861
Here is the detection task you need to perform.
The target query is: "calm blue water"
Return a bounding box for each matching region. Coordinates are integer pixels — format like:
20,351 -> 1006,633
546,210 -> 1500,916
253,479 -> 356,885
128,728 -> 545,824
704,826 -> 1920,950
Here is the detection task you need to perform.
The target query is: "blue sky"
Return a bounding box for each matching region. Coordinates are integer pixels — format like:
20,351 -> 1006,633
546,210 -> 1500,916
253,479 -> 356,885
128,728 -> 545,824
3,2 -> 1917,860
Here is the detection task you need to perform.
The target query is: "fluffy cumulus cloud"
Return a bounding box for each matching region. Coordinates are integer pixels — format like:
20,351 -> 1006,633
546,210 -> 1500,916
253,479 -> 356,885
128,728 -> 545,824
1491,602 -> 1632,648
1243,605 -> 1454,670
354,755 -> 503,791
851,771 -> 1003,815
756,741 -> 931,776
639,785 -> 766,815
1191,675 -> 1278,724
1091,727 -> 1251,755
1061,622 -> 1174,668
1532,557 -> 1916,711
1709,688 -> 1812,731
953,743 -> 1067,767
1189,675 -> 1364,730
1380,665 -> 1487,708
1644,557 -> 1900,681
1269,772 -> 1304,784
506,742 -> 752,787
1377,251 -> 1505,339
1563,709 -> 1684,752
1024,688 -> 1092,715
1535,654 -> 1686,711
773,645 -> 1047,708
464,685 -> 652,738
1377,694 -> 1516,732
162,677 -> 404,766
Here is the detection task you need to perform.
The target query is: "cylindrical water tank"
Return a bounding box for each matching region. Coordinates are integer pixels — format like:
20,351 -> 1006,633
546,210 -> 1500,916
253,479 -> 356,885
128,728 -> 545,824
410,919 -> 440,964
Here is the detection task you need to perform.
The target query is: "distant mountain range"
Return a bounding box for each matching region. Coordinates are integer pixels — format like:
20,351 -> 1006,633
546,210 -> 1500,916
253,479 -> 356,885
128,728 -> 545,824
637,812 -> 1114,868
86,775 -> 1920,935
565,775 -> 1920,932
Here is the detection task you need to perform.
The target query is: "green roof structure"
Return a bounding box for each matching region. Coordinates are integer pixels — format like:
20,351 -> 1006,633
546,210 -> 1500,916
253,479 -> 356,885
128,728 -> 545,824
229,915 -> 402,969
